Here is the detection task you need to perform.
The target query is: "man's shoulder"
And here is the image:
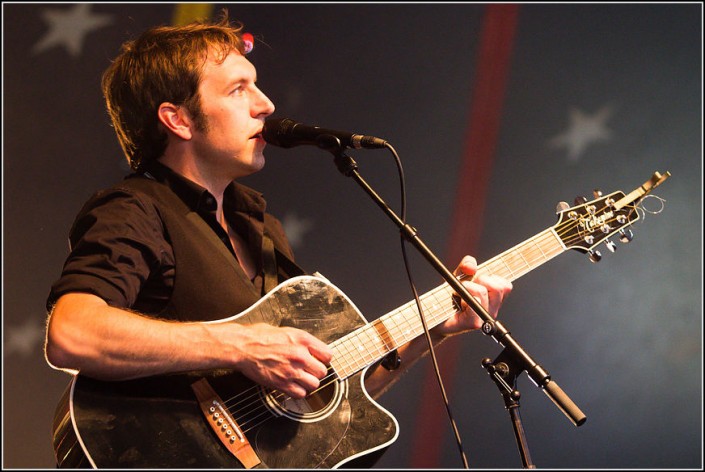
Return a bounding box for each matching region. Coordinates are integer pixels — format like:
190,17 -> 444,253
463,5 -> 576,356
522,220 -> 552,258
87,173 -> 172,203
75,174 -> 169,219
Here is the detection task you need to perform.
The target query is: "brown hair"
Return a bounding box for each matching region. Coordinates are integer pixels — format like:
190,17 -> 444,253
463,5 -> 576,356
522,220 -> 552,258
101,11 -> 246,170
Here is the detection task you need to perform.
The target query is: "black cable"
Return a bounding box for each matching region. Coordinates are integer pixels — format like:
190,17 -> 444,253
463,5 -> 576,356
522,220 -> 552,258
384,142 -> 469,469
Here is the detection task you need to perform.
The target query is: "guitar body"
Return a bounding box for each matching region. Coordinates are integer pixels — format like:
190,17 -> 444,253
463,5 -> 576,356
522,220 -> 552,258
53,276 -> 399,469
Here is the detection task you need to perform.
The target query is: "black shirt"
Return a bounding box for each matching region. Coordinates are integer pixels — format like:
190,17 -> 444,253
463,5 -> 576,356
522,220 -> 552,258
47,161 -> 292,314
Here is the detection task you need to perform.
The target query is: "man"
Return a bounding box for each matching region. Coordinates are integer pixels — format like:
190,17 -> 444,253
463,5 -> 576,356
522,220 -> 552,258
45,12 -> 512,468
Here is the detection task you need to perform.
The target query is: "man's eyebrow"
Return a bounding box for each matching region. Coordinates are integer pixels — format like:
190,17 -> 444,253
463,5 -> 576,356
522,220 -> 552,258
227,72 -> 257,88
222,77 -> 248,91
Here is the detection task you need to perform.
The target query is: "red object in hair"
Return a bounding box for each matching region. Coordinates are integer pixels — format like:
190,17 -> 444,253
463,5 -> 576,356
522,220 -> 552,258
242,32 -> 254,54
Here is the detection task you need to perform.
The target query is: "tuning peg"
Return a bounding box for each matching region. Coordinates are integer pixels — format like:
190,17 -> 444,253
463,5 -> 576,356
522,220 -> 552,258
593,189 -> 603,198
605,239 -> 617,252
574,196 -> 588,205
588,249 -> 602,263
556,201 -> 570,213
619,229 -> 633,243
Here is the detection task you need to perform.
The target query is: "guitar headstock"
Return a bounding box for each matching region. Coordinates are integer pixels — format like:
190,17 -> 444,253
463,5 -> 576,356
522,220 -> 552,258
554,171 -> 671,262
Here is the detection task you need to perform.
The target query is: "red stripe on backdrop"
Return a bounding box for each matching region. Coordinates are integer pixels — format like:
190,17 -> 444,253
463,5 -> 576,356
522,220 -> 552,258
409,4 -> 519,468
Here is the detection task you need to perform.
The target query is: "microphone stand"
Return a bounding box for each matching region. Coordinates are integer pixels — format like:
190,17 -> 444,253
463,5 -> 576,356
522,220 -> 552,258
322,140 -> 587,467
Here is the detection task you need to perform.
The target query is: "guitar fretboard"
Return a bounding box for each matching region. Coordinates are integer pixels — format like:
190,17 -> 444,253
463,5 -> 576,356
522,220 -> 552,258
329,228 -> 566,379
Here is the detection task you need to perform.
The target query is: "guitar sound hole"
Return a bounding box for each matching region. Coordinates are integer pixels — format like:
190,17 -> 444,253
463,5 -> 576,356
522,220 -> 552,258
262,378 -> 347,423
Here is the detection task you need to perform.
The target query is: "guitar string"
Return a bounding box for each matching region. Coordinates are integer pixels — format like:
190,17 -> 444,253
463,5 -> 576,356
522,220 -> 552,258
216,203 -> 637,435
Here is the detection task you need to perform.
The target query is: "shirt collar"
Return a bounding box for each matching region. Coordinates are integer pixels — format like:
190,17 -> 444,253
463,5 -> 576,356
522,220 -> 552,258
140,160 -> 267,215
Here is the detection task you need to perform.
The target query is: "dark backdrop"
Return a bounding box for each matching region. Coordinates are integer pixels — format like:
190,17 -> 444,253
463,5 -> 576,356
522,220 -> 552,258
3,2 -> 702,469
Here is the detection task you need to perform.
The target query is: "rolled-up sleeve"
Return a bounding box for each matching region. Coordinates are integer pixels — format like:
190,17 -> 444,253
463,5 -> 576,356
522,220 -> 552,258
47,188 -> 172,311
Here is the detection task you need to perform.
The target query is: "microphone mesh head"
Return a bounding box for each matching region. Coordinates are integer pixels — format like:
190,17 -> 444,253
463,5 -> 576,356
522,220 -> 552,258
262,118 -> 296,148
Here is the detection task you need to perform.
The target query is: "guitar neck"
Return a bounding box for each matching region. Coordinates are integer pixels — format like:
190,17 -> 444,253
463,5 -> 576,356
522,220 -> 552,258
330,227 -> 566,379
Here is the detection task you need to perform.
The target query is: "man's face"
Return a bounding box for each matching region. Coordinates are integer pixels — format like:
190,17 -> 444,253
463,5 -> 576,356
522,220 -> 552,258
191,50 -> 275,180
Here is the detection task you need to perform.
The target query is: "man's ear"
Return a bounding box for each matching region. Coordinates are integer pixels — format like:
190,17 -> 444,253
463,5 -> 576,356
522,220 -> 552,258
157,102 -> 192,140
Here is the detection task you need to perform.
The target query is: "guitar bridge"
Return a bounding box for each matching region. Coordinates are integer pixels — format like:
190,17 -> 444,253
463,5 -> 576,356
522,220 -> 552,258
191,378 -> 261,469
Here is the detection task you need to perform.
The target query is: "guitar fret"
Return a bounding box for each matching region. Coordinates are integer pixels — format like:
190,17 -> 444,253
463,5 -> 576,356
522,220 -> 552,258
518,248 -> 531,269
480,230 -> 562,282
361,326 -> 386,363
332,323 -> 392,378
348,331 -> 367,369
332,333 -> 359,378
534,235 -> 548,259
389,307 -> 415,346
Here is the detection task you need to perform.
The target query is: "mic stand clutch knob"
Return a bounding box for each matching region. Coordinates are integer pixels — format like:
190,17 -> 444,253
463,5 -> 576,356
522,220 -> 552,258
482,352 -> 537,469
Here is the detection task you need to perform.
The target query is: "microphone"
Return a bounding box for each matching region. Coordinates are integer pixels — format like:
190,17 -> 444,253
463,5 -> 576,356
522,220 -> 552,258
262,118 -> 388,150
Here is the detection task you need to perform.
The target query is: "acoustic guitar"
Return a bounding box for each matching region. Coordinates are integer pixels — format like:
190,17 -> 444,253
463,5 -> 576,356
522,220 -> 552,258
52,172 -> 670,468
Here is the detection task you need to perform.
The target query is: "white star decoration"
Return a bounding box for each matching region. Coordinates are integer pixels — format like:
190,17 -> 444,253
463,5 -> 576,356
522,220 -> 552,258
6,318 -> 45,357
549,105 -> 614,162
282,212 -> 314,249
32,3 -> 114,58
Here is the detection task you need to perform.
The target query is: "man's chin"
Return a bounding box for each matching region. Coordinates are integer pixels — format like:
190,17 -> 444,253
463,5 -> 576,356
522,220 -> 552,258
235,155 -> 265,179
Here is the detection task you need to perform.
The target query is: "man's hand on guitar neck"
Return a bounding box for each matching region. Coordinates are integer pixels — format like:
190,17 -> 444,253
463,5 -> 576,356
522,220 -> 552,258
435,255 -> 513,336
364,255 -> 512,398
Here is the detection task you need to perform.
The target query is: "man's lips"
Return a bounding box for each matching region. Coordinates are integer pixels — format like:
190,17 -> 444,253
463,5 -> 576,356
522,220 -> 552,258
250,131 -> 266,148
